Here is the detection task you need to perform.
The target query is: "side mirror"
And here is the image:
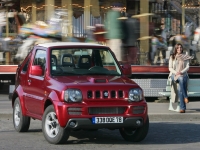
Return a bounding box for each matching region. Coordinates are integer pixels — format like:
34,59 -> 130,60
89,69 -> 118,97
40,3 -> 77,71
121,63 -> 132,77
30,65 -> 43,76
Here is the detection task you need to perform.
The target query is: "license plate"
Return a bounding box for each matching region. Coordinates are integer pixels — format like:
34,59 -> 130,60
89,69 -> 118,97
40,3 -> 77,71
92,117 -> 123,124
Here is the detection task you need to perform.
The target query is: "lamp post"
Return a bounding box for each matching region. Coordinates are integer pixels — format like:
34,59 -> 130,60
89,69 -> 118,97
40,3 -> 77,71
182,0 -> 185,33
140,0 -> 149,65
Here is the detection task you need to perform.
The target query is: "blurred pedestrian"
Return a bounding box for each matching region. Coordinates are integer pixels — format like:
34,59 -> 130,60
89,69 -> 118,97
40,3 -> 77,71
122,13 -> 140,64
85,26 -> 96,43
151,33 -> 167,65
93,24 -> 106,45
104,2 -> 124,62
168,43 -> 193,113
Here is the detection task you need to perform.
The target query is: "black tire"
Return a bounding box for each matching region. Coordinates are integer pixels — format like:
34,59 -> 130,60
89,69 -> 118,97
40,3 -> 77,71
13,98 -> 30,132
42,105 -> 70,144
119,116 -> 149,142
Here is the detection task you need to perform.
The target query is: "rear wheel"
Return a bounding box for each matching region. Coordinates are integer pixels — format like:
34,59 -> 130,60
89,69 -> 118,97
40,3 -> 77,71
119,116 -> 149,142
13,98 -> 30,132
42,105 -> 70,144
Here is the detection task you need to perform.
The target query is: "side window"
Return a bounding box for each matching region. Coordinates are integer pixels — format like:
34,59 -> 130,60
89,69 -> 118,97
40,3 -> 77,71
33,50 -> 46,76
22,59 -> 30,72
33,50 -> 46,67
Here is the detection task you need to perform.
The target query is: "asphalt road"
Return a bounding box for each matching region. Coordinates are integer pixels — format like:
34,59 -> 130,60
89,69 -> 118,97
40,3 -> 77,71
1,94 -> 200,149
0,115 -> 200,150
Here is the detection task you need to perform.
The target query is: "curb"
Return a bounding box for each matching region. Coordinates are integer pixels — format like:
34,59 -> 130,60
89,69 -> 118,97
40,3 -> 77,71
149,113 -> 200,122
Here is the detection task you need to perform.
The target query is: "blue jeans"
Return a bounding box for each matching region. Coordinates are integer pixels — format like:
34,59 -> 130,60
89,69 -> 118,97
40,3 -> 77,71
171,74 -> 188,110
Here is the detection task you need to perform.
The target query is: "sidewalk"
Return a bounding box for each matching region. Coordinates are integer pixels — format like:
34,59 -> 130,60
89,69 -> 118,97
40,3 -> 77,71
1,94 -> 200,121
147,102 -> 200,121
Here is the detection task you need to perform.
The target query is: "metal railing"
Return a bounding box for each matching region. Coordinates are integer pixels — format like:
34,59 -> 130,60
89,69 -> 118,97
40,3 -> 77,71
73,13 -> 103,37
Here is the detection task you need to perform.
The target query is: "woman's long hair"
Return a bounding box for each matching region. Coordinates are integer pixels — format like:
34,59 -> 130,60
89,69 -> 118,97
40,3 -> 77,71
171,43 -> 183,60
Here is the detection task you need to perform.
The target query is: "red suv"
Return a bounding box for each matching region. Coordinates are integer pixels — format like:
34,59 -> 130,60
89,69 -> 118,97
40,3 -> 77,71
12,42 -> 149,144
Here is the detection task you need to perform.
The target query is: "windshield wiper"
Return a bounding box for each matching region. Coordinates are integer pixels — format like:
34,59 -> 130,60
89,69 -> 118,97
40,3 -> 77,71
51,72 -> 63,76
62,72 -> 76,75
86,72 -> 112,75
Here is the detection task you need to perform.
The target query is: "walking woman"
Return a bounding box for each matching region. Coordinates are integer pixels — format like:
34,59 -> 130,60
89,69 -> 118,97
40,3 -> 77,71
168,43 -> 193,113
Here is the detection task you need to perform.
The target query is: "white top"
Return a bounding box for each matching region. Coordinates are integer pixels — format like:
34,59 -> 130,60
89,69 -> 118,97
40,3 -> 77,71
168,56 -> 189,78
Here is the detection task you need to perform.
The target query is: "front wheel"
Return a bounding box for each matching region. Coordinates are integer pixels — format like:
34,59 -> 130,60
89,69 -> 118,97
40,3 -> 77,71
119,116 -> 149,142
13,98 -> 30,132
42,105 -> 70,144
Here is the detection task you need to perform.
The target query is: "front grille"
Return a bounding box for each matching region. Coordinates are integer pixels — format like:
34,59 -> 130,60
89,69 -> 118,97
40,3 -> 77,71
88,107 -> 125,115
103,90 -> 108,98
87,90 -> 124,99
68,112 -> 81,115
87,91 -> 93,98
68,107 -> 82,115
111,91 -> 116,98
118,90 -> 123,98
95,91 -> 100,98
132,106 -> 145,114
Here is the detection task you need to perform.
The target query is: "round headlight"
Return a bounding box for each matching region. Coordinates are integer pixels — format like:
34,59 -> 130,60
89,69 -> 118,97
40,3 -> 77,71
128,88 -> 143,102
64,89 -> 82,102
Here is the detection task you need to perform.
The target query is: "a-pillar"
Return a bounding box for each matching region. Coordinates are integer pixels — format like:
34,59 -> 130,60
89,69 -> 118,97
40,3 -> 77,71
45,0 -> 54,22
140,0 -> 149,65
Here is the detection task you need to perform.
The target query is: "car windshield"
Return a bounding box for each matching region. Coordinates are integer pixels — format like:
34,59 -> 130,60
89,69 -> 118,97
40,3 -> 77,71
50,48 -> 121,76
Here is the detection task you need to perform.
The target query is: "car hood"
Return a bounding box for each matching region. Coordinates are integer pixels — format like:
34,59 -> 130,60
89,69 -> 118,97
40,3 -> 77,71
52,75 -> 137,85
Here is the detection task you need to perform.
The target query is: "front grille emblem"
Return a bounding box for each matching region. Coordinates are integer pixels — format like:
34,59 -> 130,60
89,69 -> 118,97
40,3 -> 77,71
104,91 -> 109,97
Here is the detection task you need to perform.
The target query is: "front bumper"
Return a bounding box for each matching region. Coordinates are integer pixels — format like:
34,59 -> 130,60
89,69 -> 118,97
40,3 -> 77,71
54,100 -> 148,128
65,117 -> 144,130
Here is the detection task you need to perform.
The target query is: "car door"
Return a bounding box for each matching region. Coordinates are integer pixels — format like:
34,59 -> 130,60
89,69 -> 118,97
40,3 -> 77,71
24,49 -> 46,116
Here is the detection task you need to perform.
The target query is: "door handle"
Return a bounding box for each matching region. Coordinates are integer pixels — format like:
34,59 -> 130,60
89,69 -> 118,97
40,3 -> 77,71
28,79 -> 31,83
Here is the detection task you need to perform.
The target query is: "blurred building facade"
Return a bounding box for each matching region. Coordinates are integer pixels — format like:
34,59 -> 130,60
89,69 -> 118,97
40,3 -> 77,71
1,0 -> 200,66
